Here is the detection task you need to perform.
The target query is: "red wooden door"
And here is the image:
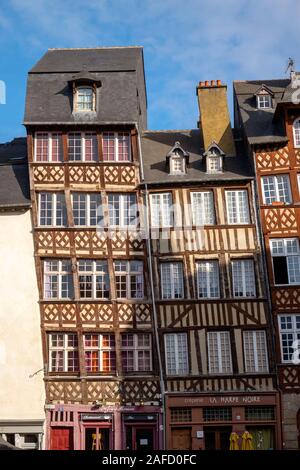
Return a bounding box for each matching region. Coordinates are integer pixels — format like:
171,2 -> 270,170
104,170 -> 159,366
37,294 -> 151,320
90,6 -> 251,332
50,427 -> 73,450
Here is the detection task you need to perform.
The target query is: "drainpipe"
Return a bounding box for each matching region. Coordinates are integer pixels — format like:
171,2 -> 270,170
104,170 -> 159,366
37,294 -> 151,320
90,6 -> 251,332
135,123 -> 166,449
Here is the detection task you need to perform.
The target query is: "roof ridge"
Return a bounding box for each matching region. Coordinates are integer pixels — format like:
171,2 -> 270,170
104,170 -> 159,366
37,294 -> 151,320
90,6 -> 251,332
143,129 -> 197,133
48,46 -> 142,51
234,78 -> 290,83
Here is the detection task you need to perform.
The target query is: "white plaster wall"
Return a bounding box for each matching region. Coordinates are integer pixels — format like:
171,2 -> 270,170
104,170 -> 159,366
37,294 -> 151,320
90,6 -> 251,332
0,210 -> 45,420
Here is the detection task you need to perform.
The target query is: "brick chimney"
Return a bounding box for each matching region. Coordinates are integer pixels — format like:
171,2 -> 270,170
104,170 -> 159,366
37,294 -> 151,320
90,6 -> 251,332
197,80 -> 236,156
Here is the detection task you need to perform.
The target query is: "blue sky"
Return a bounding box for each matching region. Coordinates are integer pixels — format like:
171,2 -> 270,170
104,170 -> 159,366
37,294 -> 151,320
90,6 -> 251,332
0,0 -> 300,143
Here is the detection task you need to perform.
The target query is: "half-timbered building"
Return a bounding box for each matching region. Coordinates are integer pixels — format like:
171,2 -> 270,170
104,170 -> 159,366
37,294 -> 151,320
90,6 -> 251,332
24,47 -> 162,450
140,80 -> 281,450
234,73 -> 300,449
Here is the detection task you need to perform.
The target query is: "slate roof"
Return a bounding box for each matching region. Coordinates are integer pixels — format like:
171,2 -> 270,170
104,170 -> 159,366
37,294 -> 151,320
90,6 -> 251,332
0,138 -> 30,209
233,79 -> 290,145
24,47 -> 147,129
141,129 -> 253,185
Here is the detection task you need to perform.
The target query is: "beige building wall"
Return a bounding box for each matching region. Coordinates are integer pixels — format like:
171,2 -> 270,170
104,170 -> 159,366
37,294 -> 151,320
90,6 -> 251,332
0,209 -> 44,421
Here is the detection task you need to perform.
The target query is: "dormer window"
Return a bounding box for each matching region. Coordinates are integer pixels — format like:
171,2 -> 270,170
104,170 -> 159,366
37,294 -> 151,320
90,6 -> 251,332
255,85 -> 273,109
68,71 -> 101,114
204,142 -> 224,174
76,87 -> 94,111
167,142 -> 189,176
170,151 -> 185,175
257,94 -> 272,109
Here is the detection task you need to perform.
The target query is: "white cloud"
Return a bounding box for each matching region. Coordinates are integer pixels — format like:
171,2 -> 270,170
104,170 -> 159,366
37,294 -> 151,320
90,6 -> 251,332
4,0 -> 300,129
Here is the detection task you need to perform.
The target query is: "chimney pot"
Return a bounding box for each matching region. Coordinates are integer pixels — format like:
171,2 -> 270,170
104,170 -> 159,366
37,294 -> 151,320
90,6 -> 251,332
217,79 -> 221,86
211,80 -> 215,86
205,80 -> 209,86
199,81 -> 205,87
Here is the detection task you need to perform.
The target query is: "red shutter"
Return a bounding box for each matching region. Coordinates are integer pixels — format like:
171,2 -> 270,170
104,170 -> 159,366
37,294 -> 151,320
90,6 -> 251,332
50,427 -> 73,450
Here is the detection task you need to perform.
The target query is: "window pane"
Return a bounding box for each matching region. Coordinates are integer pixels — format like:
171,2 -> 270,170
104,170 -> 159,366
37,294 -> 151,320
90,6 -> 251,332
293,119 -> 300,146
103,133 -> 115,161
165,333 -> 188,375
35,133 -> 49,162
68,133 -> 82,161
161,262 -> 184,299
243,331 -> 268,372
77,88 -> 93,111
151,193 -> 172,227
56,194 -> 67,226
51,133 -> 63,162
197,261 -> 220,298
39,193 -> 53,226
208,331 -> 232,374
232,259 -> 256,297
226,190 -> 250,224
191,192 -> 215,225
84,133 -> 98,161
118,133 -> 130,161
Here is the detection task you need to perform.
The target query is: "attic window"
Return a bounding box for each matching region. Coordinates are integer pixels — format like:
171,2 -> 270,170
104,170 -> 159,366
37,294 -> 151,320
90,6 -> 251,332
76,87 -> 95,111
170,152 -> 185,175
205,144 -> 224,174
167,142 -> 189,176
257,94 -> 272,109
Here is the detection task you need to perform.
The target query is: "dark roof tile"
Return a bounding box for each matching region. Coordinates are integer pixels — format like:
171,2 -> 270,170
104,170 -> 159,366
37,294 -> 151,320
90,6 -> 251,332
141,129 -> 253,185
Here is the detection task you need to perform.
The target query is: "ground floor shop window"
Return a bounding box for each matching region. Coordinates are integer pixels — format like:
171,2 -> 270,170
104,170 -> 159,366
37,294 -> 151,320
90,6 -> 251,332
85,427 -> 110,450
246,426 -> 274,450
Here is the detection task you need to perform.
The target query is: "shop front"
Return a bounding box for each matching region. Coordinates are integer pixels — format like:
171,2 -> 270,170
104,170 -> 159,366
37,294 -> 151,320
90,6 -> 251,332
47,404 -> 163,450
166,392 -> 282,450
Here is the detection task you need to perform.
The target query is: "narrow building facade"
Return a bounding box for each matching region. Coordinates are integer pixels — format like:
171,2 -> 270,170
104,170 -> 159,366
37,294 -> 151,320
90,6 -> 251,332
234,74 -> 300,449
24,47 -> 163,450
141,80 -> 281,450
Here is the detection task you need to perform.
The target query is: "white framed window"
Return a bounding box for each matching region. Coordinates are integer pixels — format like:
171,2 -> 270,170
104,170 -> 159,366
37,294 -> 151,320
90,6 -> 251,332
44,259 -> 74,300
232,259 -> 256,297
114,260 -> 144,299
196,260 -> 220,298
48,333 -> 78,372
261,175 -> 291,205
35,132 -> 63,162
191,191 -> 215,225
207,331 -> 232,374
78,260 -> 109,299
68,132 -> 98,161
72,193 -> 102,226
278,314 -> 300,363
76,87 -> 94,111
293,118 -> 300,147
83,334 -> 115,373
121,333 -> 152,372
207,156 -> 222,173
226,190 -> 250,224
243,330 -> 269,373
108,193 -> 137,227
161,262 -> 184,299
38,193 -> 67,226
164,333 -> 189,375
270,238 -> 300,285
257,94 -> 272,109
170,155 -> 185,175
103,132 -> 131,161
150,193 -> 173,227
